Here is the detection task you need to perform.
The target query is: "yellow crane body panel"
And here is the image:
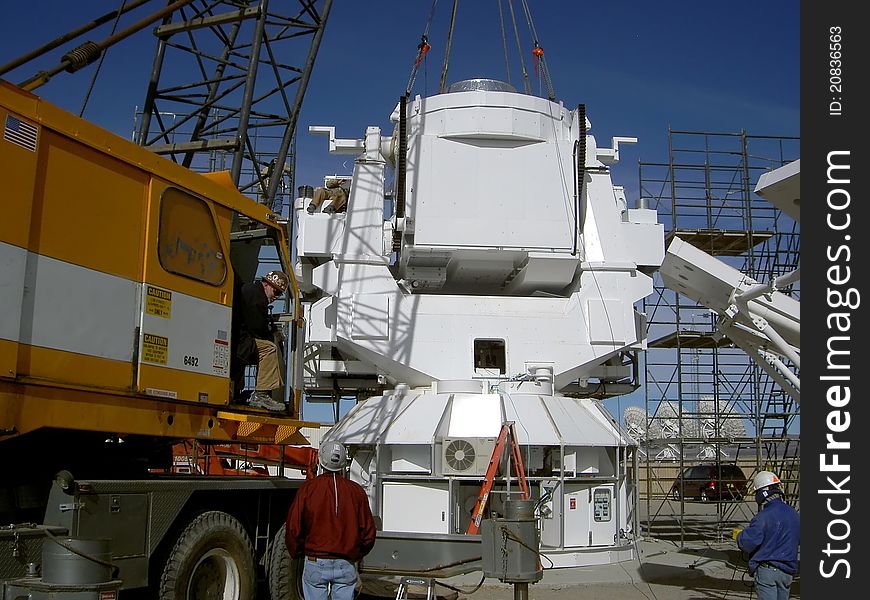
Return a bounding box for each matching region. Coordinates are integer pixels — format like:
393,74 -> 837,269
0,81 -> 312,442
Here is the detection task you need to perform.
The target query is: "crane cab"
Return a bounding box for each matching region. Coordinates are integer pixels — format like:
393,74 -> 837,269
0,81 -> 305,442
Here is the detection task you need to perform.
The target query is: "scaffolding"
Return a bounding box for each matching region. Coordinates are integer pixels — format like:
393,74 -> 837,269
638,129 -> 799,545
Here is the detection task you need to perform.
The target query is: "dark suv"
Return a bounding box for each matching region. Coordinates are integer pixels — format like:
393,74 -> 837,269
669,464 -> 748,501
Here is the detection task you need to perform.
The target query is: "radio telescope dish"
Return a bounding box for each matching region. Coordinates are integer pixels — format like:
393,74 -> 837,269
622,406 -> 648,442
650,401 -> 683,439
697,398 -> 747,438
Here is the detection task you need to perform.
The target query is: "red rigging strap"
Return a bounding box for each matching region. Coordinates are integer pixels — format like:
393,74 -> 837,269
520,0 -> 556,100
405,0 -> 439,96
532,43 -> 544,78
414,36 -> 431,68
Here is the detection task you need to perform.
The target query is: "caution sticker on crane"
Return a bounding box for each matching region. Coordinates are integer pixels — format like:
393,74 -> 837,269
145,285 -> 172,318
142,333 -> 169,365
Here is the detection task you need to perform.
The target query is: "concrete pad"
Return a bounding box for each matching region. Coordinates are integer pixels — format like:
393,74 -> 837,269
361,538 -> 801,599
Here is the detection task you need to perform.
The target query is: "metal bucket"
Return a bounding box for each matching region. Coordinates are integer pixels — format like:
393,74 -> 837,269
504,499 -> 536,521
41,538 -> 113,585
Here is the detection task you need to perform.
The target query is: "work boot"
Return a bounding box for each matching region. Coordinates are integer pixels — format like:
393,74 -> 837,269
248,391 -> 285,412
306,203 -> 316,214
323,205 -> 336,214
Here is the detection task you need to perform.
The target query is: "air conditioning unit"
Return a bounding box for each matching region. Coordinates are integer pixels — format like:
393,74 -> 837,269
441,437 -> 496,476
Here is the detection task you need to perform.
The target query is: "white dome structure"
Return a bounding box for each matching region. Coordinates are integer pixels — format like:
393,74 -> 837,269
325,379 -> 634,566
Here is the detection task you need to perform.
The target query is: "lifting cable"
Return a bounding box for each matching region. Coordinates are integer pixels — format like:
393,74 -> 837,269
16,0 -> 196,91
0,0 -> 150,77
405,0 -> 439,96
79,0 -> 130,117
519,0 -> 556,101
506,0 -> 531,95
438,0 -> 460,94
496,0 -> 511,86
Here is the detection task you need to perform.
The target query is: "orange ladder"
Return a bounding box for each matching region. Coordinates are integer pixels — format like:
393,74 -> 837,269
466,421 -> 530,534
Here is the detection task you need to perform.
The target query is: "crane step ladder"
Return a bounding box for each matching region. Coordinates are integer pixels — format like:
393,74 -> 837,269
394,576 -> 437,600
466,421 -> 530,535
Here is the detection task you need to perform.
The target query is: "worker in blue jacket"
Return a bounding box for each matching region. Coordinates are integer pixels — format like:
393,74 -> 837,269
735,471 -> 800,600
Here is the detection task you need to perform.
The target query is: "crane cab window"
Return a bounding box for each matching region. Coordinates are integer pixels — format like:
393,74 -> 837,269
158,187 -> 227,285
474,339 -> 506,374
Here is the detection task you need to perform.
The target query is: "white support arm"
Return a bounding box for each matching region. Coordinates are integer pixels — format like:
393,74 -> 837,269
717,318 -> 800,404
736,267 -> 800,305
309,125 -> 365,155
597,136 -> 638,165
726,301 -> 801,369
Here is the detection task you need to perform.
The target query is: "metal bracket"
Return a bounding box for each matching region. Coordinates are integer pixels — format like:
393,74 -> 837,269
597,136 -> 638,165
309,126 -> 365,155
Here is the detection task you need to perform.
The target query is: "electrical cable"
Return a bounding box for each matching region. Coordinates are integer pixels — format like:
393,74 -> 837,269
499,526 -> 554,569
432,572 -> 485,594
717,560 -> 741,599
543,99 -> 622,390
625,536 -> 659,600
499,389 -> 533,488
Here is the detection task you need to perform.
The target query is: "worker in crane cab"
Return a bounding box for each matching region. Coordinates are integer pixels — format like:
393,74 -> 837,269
285,440 -> 377,600
231,270 -> 290,411
306,177 -> 350,214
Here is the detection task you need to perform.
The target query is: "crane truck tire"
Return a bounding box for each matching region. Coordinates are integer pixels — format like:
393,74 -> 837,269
267,523 -> 303,600
158,511 -> 256,600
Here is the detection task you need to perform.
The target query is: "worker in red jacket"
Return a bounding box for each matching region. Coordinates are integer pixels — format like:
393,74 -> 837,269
286,440 -> 377,600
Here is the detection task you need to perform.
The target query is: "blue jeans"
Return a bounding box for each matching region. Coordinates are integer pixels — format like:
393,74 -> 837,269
755,564 -> 793,600
302,557 -> 358,600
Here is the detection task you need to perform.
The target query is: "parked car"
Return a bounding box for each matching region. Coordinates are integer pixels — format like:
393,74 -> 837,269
669,463 -> 748,501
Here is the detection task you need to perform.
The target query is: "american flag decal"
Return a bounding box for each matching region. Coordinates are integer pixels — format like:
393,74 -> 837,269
4,114 -> 38,152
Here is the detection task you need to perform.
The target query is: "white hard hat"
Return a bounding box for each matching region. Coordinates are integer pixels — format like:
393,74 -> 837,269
318,441 -> 347,472
752,470 -> 781,491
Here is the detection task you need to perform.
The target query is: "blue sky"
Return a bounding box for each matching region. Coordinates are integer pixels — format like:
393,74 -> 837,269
1,1 -> 799,195
1,1 -> 799,424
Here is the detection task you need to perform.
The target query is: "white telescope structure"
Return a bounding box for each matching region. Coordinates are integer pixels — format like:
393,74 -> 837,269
294,78 -> 664,568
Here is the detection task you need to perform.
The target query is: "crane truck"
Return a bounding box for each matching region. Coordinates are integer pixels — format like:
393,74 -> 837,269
0,80 -> 317,599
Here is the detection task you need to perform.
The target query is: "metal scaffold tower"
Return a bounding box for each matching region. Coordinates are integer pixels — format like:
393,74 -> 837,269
637,129 -> 800,544
135,0 -> 333,216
